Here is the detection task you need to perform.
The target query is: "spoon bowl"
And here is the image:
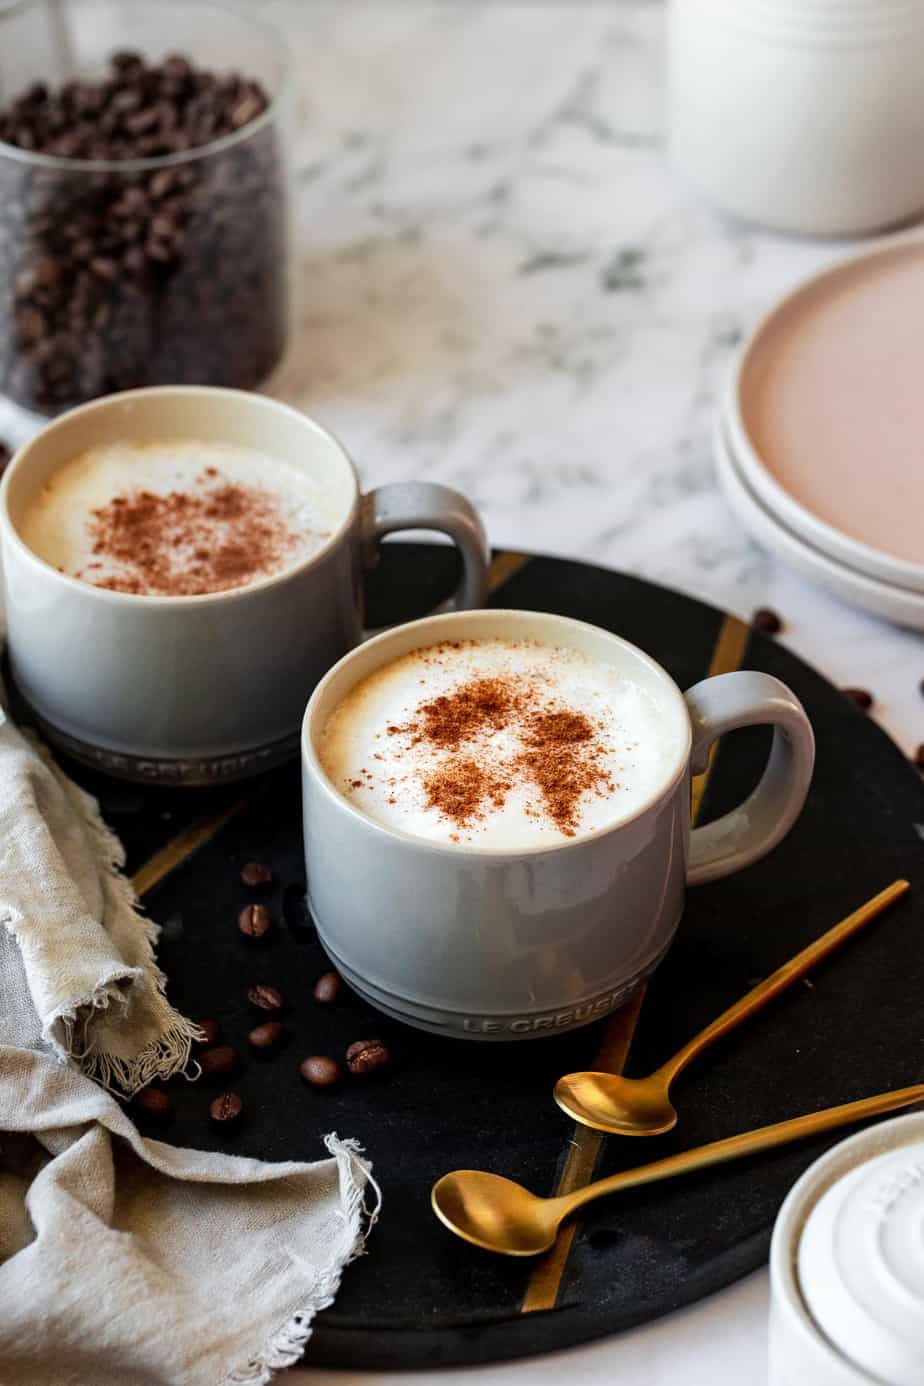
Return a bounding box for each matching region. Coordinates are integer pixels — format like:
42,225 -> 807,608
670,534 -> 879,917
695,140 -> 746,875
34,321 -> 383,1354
431,1170 -> 560,1255
554,882 -> 908,1135
554,1071 -> 677,1136
432,1084 -> 924,1257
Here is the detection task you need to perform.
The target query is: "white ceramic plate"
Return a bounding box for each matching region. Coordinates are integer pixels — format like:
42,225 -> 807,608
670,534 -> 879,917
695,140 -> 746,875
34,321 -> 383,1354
714,420 -> 924,631
725,231 -> 924,595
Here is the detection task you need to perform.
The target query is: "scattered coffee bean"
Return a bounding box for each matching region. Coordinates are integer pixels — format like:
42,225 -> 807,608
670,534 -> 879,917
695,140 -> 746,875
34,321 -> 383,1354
0,441 -> 11,478
249,1021 -> 287,1052
919,677 -> 924,698
313,971 -> 342,1006
300,1055 -> 341,1090
844,687 -> 874,712
247,983 -> 285,1014
241,861 -> 273,889
209,1091 -> 243,1126
238,903 -> 271,939
198,1044 -> 240,1077
196,1018 -> 222,1047
132,1086 -> 173,1123
914,743 -> 924,770
0,52 -> 285,413
751,607 -> 783,635
345,1038 -> 390,1077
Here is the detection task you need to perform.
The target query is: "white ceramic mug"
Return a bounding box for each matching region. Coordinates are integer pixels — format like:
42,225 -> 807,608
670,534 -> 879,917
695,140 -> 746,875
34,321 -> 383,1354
0,387 -> 489,783
301,609 -> 815,1040
669,0 -> 924,235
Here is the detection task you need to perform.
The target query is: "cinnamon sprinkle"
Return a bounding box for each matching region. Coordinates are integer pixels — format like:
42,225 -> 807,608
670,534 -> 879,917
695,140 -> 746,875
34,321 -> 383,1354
423,757 -> 511,827
78,469 -> 303,596
393,676 -> 516,748
516,708 -> 612,835
385,660 -> 617,836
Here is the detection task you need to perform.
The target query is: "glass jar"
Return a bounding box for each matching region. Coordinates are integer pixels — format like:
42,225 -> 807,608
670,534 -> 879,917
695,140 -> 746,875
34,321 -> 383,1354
0,0 -> 291,416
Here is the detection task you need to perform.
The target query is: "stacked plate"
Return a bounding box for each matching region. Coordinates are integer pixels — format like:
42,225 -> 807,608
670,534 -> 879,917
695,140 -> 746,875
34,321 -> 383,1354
715,233 -> 924,630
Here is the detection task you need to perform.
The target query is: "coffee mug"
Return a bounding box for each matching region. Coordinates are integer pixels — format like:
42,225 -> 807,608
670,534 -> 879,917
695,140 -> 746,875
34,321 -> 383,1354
302,609 -> 815,1040
0,386 -> 489,783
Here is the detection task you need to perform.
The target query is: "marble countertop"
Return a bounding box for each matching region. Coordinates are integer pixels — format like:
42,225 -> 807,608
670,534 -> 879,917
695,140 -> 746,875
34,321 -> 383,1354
258,0 -> 921,765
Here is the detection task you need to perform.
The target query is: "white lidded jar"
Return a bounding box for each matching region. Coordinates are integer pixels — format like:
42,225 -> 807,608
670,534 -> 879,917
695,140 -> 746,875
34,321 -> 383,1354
668,0 -> 924,235
769,1112 -> 924,1385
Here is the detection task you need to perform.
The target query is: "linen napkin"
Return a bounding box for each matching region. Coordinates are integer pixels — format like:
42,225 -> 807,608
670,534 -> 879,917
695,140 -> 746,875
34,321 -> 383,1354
0,689 -> 200,1091
0,693 -> 379,1383
0,1049 -> 377,1386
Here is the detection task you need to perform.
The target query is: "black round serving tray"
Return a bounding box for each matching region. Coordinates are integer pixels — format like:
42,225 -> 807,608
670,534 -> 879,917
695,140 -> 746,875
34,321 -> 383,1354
65,546 -> 924,1370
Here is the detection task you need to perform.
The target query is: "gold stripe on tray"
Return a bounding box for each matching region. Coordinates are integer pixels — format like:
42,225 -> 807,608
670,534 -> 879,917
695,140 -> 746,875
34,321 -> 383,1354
520,989 -> 645,1312
487,550 -> 532,596
132,799 -> 246,898
520,610 -> 751,1313
690,614 -> 751,823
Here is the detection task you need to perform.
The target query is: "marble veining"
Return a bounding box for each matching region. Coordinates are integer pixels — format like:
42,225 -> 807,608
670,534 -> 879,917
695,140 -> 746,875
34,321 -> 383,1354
2,0 -> 921,760
257,0 -> 919,753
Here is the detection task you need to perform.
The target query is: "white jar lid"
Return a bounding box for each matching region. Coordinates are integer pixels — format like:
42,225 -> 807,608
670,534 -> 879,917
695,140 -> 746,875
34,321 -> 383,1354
797,1138 -> 924,1385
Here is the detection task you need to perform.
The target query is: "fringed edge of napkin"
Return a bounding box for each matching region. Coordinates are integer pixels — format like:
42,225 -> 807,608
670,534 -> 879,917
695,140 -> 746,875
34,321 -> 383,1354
42,752 -> 203,1095
227,1135 -> 383,1386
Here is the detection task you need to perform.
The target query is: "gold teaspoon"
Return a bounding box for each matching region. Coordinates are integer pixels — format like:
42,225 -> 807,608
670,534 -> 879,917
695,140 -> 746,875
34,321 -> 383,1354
432,1082 -> 924,1255
554,879 -> 909,1136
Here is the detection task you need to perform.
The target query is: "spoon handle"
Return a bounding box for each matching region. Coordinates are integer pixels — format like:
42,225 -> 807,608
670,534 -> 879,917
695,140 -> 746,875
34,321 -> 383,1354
659,879 -> 908,1083
562,1083 -> 924,1218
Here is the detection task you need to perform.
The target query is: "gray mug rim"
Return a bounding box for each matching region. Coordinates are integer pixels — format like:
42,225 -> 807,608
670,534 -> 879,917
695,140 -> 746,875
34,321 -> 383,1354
302,608 -> 694,861
0,385 -> 361,609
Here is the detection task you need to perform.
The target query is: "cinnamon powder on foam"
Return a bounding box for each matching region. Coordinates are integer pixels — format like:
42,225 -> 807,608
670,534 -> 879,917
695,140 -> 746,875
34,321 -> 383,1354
384,656 -> 616,836
78,466 -> 300,596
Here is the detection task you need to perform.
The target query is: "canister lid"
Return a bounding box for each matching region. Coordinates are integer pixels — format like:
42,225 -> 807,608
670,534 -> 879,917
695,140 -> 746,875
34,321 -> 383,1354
797,1138 -> 924,1385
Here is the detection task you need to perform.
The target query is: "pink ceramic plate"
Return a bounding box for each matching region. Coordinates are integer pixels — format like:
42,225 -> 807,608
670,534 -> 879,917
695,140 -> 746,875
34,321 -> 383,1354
715,420 -> 924,631
726,231 -> 924,595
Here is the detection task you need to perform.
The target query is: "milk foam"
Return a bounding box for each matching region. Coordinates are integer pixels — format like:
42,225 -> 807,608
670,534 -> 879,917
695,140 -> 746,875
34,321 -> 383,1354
20,440 -> 338,594
318,639 -> 680,849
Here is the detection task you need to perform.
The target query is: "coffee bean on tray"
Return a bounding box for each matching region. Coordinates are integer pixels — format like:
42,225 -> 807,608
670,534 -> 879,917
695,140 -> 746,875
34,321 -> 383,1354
751,607 -> 783,635
345,1039 -> 390,1077
313,971 -> 341,1006
196,1018 -> 222,1047
199,1044 -> 240,1078
0,52 -> 286,413
844,687 -> 874,711
249,1021 -> 287,1052
209,1091 -> 243,1126
241,861 -> 273,889
238,904 -> 271,939
247,983 -> 284,1014
132,1086 -> 173,1123
300,1055 -> 341,1090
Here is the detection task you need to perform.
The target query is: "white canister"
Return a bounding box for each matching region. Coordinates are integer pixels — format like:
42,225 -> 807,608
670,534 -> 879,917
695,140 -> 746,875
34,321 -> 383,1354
668,0 -> 924,236
769,1112 -> 924,1385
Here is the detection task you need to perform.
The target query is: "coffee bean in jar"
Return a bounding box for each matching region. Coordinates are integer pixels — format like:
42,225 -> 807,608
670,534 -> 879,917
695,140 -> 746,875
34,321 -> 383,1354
0,25 -> 288,415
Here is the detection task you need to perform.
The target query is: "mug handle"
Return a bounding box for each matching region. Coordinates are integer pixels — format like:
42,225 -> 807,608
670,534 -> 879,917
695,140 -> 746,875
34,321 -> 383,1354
361,481 -> 490,618
684,671 -> 815,886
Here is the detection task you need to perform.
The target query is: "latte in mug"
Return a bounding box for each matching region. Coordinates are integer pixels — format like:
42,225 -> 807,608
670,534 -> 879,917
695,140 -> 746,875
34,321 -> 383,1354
318,637 -> 681,849
19,439 -> 336,597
